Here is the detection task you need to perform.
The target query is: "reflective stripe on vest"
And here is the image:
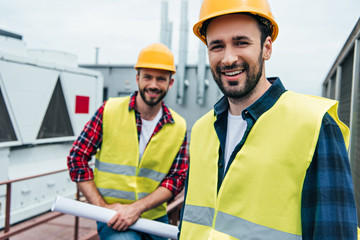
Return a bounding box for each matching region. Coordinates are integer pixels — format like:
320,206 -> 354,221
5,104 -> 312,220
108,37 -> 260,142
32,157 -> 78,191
95,161 -> 136,176
138,168 -> 168,183
98,187 -> 136,201
96,161 -> 167,183
182,204 -> 215,227
215,211 -> 301,240
183,204 -> 301,240
95,96 -> 186,220
180,91 -> 349,239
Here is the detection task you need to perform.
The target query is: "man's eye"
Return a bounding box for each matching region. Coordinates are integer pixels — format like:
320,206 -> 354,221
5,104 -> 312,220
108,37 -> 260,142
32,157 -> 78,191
235,41 -> 248,46
210,45 -> 223,51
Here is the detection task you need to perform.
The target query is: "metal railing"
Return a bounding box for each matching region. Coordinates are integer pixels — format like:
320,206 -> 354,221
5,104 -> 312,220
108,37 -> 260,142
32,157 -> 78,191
0,168 -> 81,240
0,167 -> 184,240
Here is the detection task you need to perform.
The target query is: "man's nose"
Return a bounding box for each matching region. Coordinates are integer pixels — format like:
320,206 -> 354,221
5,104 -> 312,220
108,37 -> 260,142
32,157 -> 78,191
222,47 -> 238,66
148,79 -> 158,88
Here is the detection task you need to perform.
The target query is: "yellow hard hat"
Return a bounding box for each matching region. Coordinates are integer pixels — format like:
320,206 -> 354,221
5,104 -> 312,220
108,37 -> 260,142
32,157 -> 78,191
193,0 -> 279,45
135,43 -> 176,74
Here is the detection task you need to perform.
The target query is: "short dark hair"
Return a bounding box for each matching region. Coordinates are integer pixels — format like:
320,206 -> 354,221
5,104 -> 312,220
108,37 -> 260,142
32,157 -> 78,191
200,13 -> 272,48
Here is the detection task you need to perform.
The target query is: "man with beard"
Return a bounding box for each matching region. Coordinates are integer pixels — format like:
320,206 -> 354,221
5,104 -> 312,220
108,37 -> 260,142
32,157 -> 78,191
179,0 -> 358,239
67,43 -> 188,240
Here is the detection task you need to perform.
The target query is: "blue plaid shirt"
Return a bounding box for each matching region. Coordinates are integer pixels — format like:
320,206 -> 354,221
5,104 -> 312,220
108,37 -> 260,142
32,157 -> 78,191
179,78 -> 357,239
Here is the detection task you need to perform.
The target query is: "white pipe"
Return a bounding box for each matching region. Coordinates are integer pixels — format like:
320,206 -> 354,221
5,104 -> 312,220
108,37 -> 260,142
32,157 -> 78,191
176,0 -> 188,105
335,66 -> 342,101
51,196 -> 179,239
160,1 -> 172,48
197,41 -> 206,105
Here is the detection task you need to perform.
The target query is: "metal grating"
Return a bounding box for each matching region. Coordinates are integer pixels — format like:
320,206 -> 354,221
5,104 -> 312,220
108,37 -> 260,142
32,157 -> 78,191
338,49 -> 354,126
329,77 -> 336,99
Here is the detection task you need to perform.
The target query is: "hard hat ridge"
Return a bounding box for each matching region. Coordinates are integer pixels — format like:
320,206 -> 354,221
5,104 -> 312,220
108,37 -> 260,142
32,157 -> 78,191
193,0 -> 279,45
135,43 -> 176,74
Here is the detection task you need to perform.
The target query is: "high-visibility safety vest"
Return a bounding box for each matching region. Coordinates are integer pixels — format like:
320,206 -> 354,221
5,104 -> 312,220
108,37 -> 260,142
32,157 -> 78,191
180,91 -> 349,240
94,96 -> 186,220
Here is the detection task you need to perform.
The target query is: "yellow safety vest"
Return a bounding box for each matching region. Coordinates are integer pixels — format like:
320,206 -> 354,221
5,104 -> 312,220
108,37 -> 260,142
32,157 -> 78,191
94,96 -> 186,220
180,91 -> 349,240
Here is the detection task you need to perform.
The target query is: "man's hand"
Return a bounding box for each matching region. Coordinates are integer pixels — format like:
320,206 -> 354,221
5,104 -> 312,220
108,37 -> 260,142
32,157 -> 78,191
104,187 -> 173,232
106,203 -> 143,231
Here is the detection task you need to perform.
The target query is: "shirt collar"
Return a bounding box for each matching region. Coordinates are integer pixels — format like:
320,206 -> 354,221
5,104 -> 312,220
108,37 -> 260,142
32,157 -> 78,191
128,91 -> 175,124
214,77 -> 286,120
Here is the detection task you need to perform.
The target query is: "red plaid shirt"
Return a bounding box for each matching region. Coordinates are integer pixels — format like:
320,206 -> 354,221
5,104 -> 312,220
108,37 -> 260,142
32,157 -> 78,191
67,92 -> 188,196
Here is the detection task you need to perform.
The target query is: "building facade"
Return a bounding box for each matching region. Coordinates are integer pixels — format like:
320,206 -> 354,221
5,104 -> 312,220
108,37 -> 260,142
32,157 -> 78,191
322,17 -> 360,224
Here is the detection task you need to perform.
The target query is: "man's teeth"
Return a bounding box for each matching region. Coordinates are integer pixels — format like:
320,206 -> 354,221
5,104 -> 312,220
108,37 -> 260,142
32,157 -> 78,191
147,90 -> 159,94
224,70 -> 244,76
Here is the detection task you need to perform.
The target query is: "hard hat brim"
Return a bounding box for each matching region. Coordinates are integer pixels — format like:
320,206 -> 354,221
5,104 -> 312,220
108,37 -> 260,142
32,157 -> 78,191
193,9 -> 279,45
134,63 -> 176,74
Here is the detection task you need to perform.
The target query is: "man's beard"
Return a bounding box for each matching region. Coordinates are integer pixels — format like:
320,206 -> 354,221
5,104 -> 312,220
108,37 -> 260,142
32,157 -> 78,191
211,51 -> 264,100
139,88 -> 167,106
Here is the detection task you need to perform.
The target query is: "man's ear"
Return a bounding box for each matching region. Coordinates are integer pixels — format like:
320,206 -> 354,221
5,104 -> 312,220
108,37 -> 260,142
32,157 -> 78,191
263,36 -> 272,60
168,78 -> 175,90
136,73 -> 140,85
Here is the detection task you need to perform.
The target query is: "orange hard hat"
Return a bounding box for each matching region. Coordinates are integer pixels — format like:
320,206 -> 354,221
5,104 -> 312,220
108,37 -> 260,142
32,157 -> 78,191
135,43 -> 176,74
193,0 -> 279,45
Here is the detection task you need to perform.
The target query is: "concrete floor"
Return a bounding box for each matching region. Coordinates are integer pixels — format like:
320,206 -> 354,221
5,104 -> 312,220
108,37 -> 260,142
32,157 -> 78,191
8,213 -> 99,240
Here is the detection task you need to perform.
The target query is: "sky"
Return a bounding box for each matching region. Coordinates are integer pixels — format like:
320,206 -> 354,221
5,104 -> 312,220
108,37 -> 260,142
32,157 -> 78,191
0,0 -> 360,96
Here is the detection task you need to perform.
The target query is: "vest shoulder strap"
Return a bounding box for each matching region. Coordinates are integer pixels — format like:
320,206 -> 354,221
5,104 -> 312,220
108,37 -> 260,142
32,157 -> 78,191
169,108 -> 187,131
285,91 -> 349,147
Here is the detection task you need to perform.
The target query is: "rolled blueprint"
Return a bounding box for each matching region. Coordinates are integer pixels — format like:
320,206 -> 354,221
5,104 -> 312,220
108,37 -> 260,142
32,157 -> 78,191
51,196 -> 179,239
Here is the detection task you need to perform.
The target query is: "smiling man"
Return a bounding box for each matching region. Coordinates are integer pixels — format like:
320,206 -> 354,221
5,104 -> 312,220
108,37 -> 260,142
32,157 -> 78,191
67,43 -> 188,240
179,0 -> 357,239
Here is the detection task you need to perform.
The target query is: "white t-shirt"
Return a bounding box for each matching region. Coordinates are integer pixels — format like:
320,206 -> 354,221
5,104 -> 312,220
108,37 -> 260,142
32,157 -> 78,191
139,108 -> 163,160
224,110 -> 247,173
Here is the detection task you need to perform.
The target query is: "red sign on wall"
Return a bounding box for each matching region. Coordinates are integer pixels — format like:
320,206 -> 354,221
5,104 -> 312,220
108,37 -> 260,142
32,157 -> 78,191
75,95 -> 90,114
